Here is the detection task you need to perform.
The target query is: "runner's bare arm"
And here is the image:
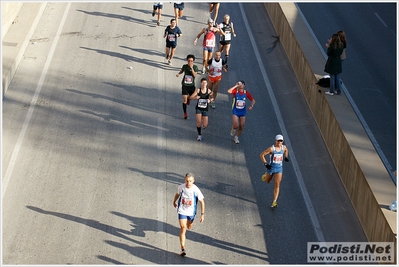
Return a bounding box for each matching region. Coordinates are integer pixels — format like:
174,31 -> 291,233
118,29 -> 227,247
259,147 -> 272,164
193,28 -> 205,45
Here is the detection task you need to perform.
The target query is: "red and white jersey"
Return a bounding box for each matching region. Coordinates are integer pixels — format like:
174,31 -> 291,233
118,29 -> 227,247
208,58 -> 223,78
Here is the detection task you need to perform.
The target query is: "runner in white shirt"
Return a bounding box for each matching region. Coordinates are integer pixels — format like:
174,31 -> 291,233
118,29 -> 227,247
172,173 -> 205,256
206,51 -> 227,109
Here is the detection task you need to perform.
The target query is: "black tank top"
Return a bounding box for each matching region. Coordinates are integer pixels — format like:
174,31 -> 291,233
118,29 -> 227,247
196,89 -> 210,111
221,22 -> 232,42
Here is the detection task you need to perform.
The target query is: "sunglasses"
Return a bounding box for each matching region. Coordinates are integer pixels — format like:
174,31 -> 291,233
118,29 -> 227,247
277,140 -> 283,142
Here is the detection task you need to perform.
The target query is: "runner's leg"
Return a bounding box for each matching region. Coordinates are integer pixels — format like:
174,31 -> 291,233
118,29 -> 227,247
273,173 -> 283,201
235,116 -> 246,136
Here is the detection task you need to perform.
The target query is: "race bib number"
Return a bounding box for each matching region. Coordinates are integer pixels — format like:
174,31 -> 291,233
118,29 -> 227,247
198,99 -> 208,108
224,31 -> 231,41
273,154 -> 283,164
236,100 -> 245,109
168,34 -> 176,42
184,75 -> 193,84
181,197 -> 193,207
205,39 -> 215,47
209,67 -> 221,76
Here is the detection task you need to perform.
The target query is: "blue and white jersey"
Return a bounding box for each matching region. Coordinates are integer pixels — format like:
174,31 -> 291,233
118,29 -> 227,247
269,145 -> 285,168
176,184 -> 204,216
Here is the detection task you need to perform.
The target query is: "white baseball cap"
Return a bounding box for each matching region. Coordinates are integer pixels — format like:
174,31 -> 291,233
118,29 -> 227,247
275,134 -> 284,141
207,18 -> 214,23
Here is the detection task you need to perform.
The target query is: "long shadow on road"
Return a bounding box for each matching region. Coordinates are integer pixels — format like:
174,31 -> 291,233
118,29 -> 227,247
26,206 -> 268,264
127,167 -> 257,205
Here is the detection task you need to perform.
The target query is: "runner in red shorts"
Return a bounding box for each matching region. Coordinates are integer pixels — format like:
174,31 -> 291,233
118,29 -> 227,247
206,51 -> 227,109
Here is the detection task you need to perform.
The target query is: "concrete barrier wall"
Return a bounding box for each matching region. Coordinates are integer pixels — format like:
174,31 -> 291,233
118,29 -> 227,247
2,2 -> 47,96
2,2 -> 23,40
263,2 -> 396,249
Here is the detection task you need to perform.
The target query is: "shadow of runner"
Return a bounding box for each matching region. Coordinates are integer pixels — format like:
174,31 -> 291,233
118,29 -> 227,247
26,206 -> 135,242
25,206 -> 268,263
103,240 -> 209,264
112,211 -> 269,262
76,9 -> 152,27
96,255 -> 124,264
121,6 -> 200,24
127,167 -> 257,204
26,205 -> 207,264
119,46 -> 187,63
79,46 -> 179,71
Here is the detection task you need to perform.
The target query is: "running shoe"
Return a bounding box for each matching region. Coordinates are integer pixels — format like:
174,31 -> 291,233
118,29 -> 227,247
234,136 -> 239,144
230,128 -> 236,137
271,201 -> 278,208
180,248 -> 186,257
157,21 -> 160,26
261,174 -> 266,181
197,135 -> 202,141
201,66 -> 206,74
152,11 -> 155,17
210,101 -> 215,109
184,113 -> 188,120
168,59 -> 171,65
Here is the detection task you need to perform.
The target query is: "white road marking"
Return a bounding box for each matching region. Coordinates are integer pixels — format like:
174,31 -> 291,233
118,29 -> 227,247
375,12 -> 388,27
239,3 -> 326,243
2,3 -> 72,199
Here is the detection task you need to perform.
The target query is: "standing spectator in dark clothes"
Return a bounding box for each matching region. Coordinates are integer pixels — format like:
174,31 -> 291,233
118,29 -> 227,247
324,33 -> 344,95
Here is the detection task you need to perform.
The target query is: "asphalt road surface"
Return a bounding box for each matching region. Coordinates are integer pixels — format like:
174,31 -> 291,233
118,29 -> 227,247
297,2 -> 397,179
2,3 -> 367,265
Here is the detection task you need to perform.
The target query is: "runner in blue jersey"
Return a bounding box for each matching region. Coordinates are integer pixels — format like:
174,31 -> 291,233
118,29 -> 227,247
259,134 -> 290,208
227,80 -> 255,144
